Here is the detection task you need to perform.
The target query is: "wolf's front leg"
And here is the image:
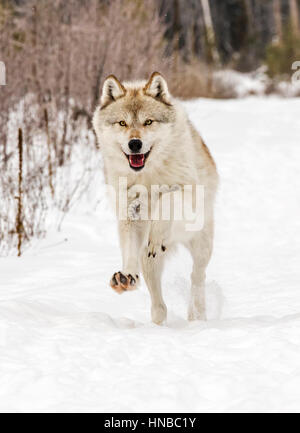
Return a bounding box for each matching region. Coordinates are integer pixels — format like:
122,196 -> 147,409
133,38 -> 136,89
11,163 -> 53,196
146,185 -> 181,257
110,220 -> 150,294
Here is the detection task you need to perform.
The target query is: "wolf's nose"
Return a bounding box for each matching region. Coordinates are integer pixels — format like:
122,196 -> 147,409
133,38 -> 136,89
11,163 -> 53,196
129,139 -> 142,153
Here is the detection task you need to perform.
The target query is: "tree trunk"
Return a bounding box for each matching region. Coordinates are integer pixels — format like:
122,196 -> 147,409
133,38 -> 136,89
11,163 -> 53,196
200,0 -> 220,64
244,0 -> 254,30
289,0 -> 300,34
273,0 -> 283,41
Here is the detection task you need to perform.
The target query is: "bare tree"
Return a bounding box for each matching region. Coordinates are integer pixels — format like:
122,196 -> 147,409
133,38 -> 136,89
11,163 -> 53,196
273,0 -> 283,41
289,0 -> 300,34
200,0 -> 220,64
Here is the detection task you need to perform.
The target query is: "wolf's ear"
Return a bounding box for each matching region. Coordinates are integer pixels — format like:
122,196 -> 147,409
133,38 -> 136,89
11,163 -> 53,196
144,72 -> 171,105
101,75 -> 126,109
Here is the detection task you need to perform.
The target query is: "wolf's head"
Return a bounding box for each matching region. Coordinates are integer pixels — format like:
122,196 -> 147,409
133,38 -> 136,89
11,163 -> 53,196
93,72 -> 176,173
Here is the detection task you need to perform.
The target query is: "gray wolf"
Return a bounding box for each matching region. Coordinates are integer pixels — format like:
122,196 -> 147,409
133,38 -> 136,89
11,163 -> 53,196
93,72 -> 218,324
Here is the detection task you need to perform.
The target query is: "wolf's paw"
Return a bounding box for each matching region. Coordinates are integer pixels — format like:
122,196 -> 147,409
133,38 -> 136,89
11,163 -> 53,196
110,272 -> 139,294
110,272 -> 139,295
188,301 -> 207,321
128,199 -> 141,221
147,240 -> 167,258
127,186 -> 148,221
152,304 -> 167,325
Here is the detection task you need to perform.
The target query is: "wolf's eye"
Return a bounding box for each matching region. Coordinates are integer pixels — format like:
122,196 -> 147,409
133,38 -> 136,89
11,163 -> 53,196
144,119 -> 153,126
119,121 -> 127,127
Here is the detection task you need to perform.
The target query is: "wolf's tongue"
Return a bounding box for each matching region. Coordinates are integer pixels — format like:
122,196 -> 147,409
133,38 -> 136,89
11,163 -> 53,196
129,154 -> 145,168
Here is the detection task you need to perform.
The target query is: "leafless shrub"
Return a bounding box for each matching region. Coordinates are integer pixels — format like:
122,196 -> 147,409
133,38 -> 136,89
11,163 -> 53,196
0,0 -> 212,255
16,128 -> 23,257
168,60 -> 213,99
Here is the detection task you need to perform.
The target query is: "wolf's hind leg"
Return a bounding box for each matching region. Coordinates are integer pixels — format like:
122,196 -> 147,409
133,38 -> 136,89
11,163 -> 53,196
187,227 -> 213,321
141,248 -> 167,325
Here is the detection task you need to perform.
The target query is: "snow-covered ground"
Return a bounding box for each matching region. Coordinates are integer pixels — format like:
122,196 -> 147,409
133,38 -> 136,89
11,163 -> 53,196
1,97 -> 300,413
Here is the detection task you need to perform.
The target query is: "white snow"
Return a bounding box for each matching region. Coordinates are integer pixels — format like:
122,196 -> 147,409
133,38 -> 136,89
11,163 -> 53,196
213,68 -> 270,97
213,68 -> 300,98
1,97 -> 300,413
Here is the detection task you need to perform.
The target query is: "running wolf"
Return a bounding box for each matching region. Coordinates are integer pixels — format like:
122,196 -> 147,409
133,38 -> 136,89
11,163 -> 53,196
93,72 -> 218,324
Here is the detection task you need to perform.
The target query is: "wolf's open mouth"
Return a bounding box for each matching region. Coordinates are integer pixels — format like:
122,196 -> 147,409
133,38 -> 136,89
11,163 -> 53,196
125,151 -> 151,171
